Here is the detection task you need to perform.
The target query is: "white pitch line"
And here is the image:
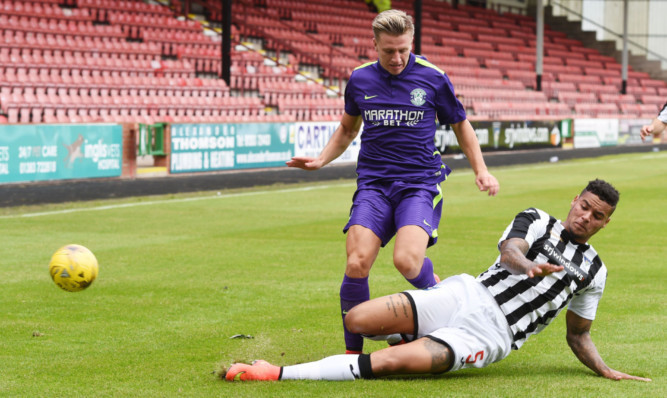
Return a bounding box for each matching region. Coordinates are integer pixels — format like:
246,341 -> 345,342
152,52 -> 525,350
2,151 -> 663,219
0,182 -> 355,219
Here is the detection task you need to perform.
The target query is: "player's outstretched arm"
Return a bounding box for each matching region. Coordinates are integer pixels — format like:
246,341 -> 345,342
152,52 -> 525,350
639,118 -> 667,142
565,310 -> 651,382
499,238 -> 564,277
286,113 -> 361,171
450,120 -> 499,196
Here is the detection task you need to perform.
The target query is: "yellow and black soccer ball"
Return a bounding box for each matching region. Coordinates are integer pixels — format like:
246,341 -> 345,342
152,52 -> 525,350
49,244 -> 99,292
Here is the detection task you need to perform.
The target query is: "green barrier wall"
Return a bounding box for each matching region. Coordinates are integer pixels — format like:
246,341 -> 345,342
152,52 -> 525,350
0,124 -> 123,183
169,123 -> 291,173
435,119 -> 567,154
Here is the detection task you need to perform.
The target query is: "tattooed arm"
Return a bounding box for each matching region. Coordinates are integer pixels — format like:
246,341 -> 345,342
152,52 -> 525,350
499,238 -> 564,277
566,310 -> 651,381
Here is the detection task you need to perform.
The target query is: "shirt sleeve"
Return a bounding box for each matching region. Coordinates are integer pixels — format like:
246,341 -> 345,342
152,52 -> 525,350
657,102 -> 667,124
497,208 -> 545,250
434,73 -> 467,125
568,265 -> 607,320
344,74 -> 360,116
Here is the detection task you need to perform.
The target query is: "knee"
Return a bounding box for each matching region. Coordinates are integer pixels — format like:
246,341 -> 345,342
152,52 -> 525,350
393,252 -> 421,276
346,254 -> 373,278
344,306 -> 369,334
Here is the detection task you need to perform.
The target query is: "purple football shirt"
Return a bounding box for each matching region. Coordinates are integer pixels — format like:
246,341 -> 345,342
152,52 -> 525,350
344,52 -> 466,185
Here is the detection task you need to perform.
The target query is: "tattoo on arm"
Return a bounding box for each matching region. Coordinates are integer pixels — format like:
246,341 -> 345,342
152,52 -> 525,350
499,238 -> 532,274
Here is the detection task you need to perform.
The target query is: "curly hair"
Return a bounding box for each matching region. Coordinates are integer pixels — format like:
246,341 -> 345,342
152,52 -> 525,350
582,179 -> 620,209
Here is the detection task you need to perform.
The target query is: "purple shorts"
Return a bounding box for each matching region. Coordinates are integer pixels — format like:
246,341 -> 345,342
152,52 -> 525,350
343,180 -> 444,247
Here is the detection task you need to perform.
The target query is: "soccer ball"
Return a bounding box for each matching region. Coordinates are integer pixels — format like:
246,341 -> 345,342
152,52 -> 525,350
49,244 -> 99,292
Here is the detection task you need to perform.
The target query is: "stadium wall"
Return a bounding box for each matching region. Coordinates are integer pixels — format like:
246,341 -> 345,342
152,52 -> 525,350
0,117 -> 663,185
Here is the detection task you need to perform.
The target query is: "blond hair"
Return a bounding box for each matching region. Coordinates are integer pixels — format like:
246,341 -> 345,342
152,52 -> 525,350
372,9 -> 414,40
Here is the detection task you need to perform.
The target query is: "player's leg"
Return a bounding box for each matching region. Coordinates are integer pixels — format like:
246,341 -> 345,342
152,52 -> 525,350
344,292 -> 416,337
224,276 -> 507,382
393,184 -> 444,289
370,337 -> 453,376
345,225 -> 382,279
280,337 -> 452,380
341,187 -> 394,354
393,225 -> 436,288
224,338 -> 453,381
340,224 -> 381,354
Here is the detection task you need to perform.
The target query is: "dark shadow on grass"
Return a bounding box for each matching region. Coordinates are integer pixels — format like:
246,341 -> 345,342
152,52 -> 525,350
373,363 -> 597,382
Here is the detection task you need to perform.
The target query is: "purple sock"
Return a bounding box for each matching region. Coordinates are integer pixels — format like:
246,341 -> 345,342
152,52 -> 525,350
406,257 -> 437,289
340,275 -> 369,352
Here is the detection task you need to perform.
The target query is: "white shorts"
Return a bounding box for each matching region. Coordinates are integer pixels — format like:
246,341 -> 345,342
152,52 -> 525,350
402,274 -> 513,372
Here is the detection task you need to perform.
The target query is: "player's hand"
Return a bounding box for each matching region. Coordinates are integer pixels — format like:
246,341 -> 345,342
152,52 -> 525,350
286,156 -> 323,171
639,125 -> 652,142
475,170 -> 499,196
603,369 -> 651,382
526,263 -> 564,278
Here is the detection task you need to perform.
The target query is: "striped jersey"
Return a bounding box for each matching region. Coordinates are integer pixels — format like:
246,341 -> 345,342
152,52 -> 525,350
658,102 -> 667,123
477,208 -> 607,350
344,52 -> 466,186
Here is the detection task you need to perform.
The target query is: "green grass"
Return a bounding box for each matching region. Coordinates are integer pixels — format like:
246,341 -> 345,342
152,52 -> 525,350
0,152 -> 665,397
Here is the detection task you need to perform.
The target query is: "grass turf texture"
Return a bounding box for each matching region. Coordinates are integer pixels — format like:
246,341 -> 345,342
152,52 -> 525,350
0,152 -> 664,397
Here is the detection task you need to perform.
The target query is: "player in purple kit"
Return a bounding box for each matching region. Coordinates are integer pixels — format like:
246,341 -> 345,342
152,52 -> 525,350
287,9 -> 499,354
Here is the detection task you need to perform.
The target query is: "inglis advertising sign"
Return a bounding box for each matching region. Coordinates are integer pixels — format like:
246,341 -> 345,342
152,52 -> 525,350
0,124 -> 123,183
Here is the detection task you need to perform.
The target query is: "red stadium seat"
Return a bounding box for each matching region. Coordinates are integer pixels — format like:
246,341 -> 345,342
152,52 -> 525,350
558,92 -> 597,107
0,0 -> 661,125
574,103 -> 620,117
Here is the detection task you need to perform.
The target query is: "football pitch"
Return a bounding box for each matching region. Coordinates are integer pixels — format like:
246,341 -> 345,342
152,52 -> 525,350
1,152 -> 665,397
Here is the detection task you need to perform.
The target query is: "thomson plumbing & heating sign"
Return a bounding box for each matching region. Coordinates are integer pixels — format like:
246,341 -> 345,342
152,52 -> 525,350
170,123 -> 292,173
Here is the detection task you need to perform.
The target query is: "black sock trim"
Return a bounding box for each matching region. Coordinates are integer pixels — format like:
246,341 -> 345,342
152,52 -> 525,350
400,291 -> 419,341
278,367 -> 283,380
358,353 -> 375,379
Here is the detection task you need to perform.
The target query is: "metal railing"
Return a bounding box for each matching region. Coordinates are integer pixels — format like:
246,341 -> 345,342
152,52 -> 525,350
165,0 -> 357,95
549,0 -> 667,65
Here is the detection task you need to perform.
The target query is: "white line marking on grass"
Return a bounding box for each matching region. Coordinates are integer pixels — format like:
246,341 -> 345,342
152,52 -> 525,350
3,151 -> 663,219
0,182 -> 356,219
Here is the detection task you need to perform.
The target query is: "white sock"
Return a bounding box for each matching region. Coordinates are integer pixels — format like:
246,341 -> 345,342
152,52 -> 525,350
362,333 -> 403,345
281,354 -> 361,381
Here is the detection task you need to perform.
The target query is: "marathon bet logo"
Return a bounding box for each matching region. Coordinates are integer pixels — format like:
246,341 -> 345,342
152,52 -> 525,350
363,109 -> 425,127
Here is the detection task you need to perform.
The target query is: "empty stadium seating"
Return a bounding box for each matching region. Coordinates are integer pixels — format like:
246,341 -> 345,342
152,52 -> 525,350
0,0 -> 665,125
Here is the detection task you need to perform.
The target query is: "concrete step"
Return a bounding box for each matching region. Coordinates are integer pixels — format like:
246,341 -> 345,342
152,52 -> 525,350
542,5 -> 666,82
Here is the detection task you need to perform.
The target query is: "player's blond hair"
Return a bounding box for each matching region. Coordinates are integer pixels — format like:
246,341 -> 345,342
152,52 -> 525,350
372,9 -> 414,40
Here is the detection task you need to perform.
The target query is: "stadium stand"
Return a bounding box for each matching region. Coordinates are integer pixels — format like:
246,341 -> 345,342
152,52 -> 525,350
0,0 -> 665,124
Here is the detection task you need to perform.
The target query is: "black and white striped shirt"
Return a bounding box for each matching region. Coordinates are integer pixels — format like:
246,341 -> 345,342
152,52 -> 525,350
477,208 -> 607,350
658,102 -> 667,124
